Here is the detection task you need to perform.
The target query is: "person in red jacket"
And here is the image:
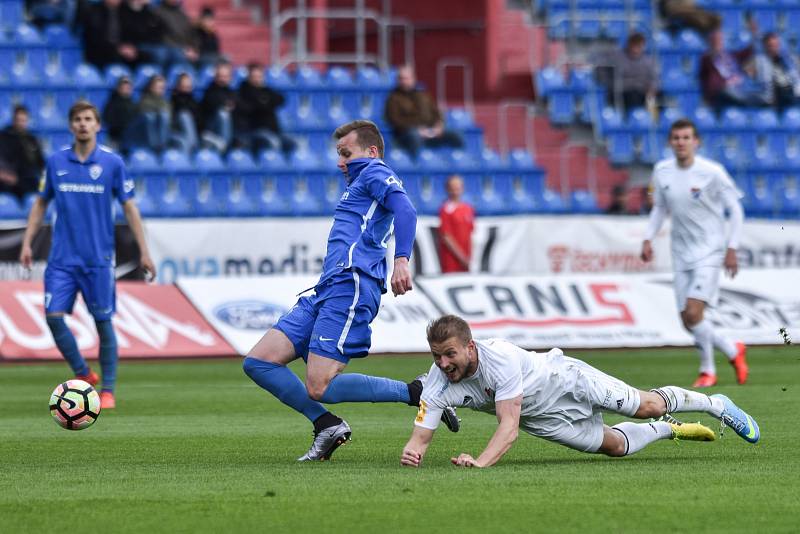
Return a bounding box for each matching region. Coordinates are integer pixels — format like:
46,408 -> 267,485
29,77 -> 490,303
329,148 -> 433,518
438,174 -> 474,273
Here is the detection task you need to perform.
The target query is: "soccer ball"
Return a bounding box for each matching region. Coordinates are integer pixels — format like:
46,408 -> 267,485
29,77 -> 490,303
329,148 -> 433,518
49,379 -> 101,430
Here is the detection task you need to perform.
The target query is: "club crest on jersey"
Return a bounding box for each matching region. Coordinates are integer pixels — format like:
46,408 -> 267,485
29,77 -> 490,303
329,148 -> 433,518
484,387 -> 495,399
89,164 -> 103,180
690,187 -> 701,199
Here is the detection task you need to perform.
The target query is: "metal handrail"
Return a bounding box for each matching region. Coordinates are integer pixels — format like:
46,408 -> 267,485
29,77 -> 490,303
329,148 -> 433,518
435,58 -> 474,116
498,100 -> 536,157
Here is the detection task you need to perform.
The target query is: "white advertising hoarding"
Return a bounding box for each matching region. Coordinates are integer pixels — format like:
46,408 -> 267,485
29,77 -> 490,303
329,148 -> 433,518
177,269 -> 800,353
148,216 -> 800,283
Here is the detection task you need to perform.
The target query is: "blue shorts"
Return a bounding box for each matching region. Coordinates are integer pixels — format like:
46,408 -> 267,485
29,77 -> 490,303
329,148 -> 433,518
44,265 -> 116,321
274,270 -> 382,364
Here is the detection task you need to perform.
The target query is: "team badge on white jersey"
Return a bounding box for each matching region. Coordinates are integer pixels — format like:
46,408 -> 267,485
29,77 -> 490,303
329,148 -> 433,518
89,164 -> 103,180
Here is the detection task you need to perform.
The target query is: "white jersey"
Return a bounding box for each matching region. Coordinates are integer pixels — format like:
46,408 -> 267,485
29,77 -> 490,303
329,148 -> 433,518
651,155 -> 741,271
415,339 -> 636,430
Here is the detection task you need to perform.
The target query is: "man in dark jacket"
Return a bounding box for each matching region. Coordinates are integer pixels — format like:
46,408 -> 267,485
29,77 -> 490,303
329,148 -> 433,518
385,65 -> 463,157
0,106 -> 45,198
120,0 -> 173,68
200,62 -> 235,151
78,0 -> 138,68
234,62 -> 295,154
102,76 -> 141,151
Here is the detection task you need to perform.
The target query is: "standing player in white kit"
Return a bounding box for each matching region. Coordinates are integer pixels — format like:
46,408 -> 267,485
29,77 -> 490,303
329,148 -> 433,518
640,119 -> 748,388
400,315 -> 759,469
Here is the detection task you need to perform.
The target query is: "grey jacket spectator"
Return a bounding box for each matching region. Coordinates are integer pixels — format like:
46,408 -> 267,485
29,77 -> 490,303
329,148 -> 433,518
752,33 -> 800,111
596,33 -> 658,112
153,0 -> 199,62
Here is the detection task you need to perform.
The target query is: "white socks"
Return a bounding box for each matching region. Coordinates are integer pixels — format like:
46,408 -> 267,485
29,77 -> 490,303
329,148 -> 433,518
713,331 -> 737,360
652,386 -> 723,418
612,421 -> 673,456
689,319 -> 715,374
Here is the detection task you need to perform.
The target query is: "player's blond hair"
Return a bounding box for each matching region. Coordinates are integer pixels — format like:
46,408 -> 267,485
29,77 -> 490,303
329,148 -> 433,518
68,100 -> 100,123
333,120 -> 384,158
426,315 -> 473,347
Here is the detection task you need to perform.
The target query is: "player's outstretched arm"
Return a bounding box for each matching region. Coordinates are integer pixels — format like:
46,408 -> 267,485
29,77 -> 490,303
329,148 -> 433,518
453,395 -> 522,468
385,191 -> 417,296
122,199 -> 156,281
19,196 -> 49,269
400,426 -> 435,468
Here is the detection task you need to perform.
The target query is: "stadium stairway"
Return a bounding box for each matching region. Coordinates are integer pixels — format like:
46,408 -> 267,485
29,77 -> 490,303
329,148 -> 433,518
181,0 -> 289,66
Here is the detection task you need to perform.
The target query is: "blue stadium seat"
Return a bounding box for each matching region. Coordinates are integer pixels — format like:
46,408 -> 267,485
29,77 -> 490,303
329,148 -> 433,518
194,149 -> 225,172
128,149 -> 160,173
474,175 -> 511,215
446,108 -> 476,129
74,63 -> 105,89
449,149 -> 480,172
0,1 -> 25,29
226,149 -> 258,171
386,148 -> 414,172
166,64 -> 195,89
570,189 -> 600,213
36,105 -> 67,130
539,189 -> 568,213
266,66 -> 293,90
691,106 -> 717,134
224,177 -> 259,216
536,66 -> 565,100
246,174 -> 294,216
355,66 -> 393,90
291,175 -> 325,216
162,149 -> 193,173
509,148 -> 537,170
508,174 -> 542,213
257,149 -> 287,170
742,176 -> 775,218
105,64 -> 133,86
0,193 -> 24,219
479,148 -> 509,170
288,147 -> 324,171
417,149 -> 448,171
676,29 -> 706,52
158,177 -> 196,217
776,175 -> 800,217
326,66 -> 354,88
407,174 -> 447,216
13,24 -> 45,45
295,66 -> 324,88
44,25 -> 79,48
548,88 -> 575,124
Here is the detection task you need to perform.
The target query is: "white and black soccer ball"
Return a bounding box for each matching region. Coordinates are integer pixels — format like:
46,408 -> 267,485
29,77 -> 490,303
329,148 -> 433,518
49,379 -> 101,430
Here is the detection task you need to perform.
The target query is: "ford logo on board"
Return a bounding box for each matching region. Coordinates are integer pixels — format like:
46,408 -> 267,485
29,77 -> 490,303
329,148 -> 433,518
213,301 -> 286,330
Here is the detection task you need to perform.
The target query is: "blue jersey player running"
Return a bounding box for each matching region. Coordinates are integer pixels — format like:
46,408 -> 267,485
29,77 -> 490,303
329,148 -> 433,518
19,101 -> 155,410
243,120 -> 458,461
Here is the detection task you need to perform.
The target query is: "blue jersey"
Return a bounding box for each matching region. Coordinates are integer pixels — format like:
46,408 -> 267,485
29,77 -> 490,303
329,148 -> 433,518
318,157 -> 408,291
39,145 -> 134,267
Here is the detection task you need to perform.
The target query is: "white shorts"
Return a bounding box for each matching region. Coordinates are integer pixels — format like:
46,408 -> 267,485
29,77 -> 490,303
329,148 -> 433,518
518,355 -> 641,453
673,266 -> 721,311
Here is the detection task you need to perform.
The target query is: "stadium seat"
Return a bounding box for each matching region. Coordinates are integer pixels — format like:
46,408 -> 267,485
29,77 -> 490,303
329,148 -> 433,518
417,149 -> 448,171
257,149 -> 287,170
509,148 -> 537,170
166,64 -> 196,88
540,189 -> 568,213
479,148 -> 509,170
291,175 -> 325,216
326,66 -> 354,88
449,149 -> 480,172
245,175 -> 294,216
105,64 -> 133,86
44,25 -> 79,48
128,149 -> 160,173
266,66 -> 293,90
0,193 -> 24,219
776,176 -> 800,217
224,176 -> 259,216
13,24 -> 45,45
355,66 -> 392,90
226,149 -> 258,171
446,108 -> 476,130
295,65 -> 324,88
288,147 -> 324,171
386,148 -> 414,172
162,149 -> 194,173
194,149 -> 225,172
73,63 -> 105,89
474,175 -> 512,215
570,189 -> 600,213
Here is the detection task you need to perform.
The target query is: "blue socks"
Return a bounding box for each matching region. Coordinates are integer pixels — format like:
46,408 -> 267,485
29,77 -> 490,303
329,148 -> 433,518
243,357 -> 327,422
95,320 -> 118,393
46,315 -> 88,376
319,374 -> 411,404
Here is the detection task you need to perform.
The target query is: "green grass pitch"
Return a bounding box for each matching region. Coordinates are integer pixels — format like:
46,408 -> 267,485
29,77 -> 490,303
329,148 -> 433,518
1,347 -> 799,533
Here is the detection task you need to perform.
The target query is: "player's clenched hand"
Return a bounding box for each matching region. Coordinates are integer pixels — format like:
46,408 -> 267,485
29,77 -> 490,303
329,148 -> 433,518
391,257 -> 413,296
19,243 -> 33,269
400,448 -> 422,467
141,253 -> 157,282
451,453 -> 482,468
724,248 -> 738,278
640,240 -> 653,263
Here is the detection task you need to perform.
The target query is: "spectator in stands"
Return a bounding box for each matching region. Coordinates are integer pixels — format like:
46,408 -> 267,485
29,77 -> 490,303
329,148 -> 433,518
639,185 -> 654,214
200,61 -> 236,152
659,0 -> 720,35
752,33 -> 800,112
599,33 -> 659,112
195,6 -> 223,67
385,65 -> 464,157
171,72 -> 200,152
153,0 -> 199,66
438,175 -> 474,274
605,184 -> 634,215
0,106 -> 45,199
78,0 -> 138,68
26,0 -> 71,28
102,76 -> 139,150
138,74 -> 171,152
120,0 -> 171,68
699,29 -> 766,111
234,62 -> 295,155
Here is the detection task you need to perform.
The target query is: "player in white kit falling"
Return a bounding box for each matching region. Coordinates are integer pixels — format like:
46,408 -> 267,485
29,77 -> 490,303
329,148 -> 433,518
641,119 -> 748,388
400,315 -> 759,468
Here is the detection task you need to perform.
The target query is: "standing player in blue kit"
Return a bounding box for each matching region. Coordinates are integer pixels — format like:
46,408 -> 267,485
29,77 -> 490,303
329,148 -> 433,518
243,119 -> 458,461
20,101 -> 155,409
